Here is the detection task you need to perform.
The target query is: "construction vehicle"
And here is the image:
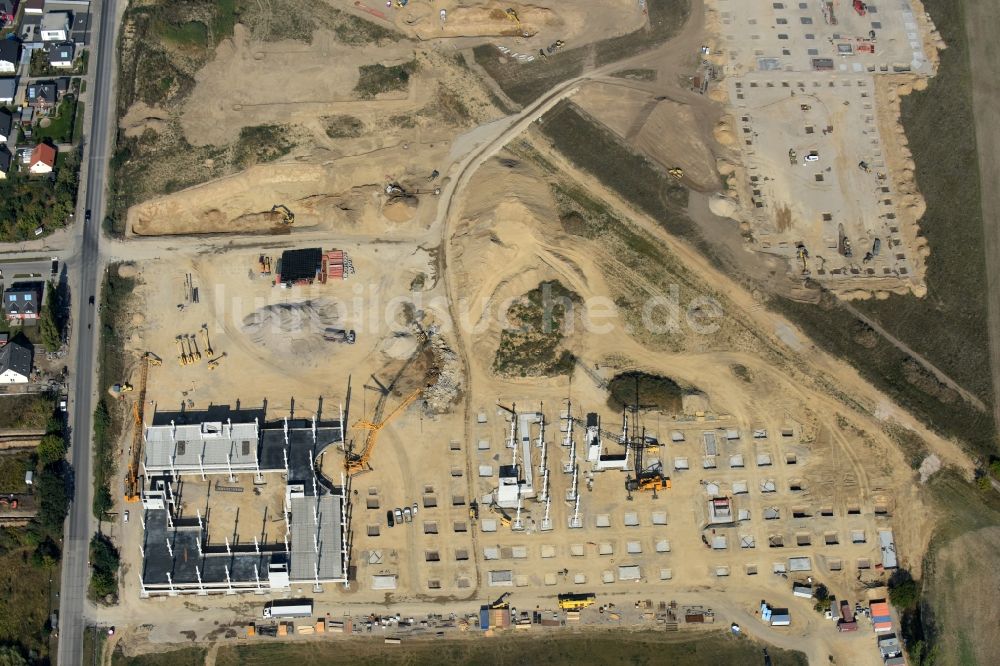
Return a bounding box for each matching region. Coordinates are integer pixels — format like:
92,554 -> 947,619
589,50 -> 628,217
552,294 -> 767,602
188,334 -> 202,362
621,382 -> 671,495
201,325 -> 214,357
175,336 -> 189,366
120,383 -> 134,392
668,167 -> 684,179
207,352 -> 228,371
469,499 -> 480,521
858,160 -> 871,173
853,0 -> 867,16
558,592 -> 596,610
346,388 -> 422,475
271,204 -> 294,225
505,8 -> 521,29
323,328 -> 357,345
124,352 -> 157,502
489,502 -> 512,527
490,592 -> 511,610
384,182 -> 441,200
788,149 -> 797,165
796,244 -> 810,275
838,223 -> 853,258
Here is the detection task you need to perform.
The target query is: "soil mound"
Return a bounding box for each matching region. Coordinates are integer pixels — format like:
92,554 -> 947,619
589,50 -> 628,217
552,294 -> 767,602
241,300 -> 343,363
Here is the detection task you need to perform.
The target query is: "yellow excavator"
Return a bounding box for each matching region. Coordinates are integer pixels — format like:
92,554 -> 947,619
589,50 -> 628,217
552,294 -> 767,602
668,167 -> 684,179
505,8 -> 521,29
271,204 -> 294,225
345,388 -> 422,475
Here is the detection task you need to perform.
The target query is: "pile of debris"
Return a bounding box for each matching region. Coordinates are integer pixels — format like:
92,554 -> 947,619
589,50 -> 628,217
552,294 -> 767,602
421,324 -> 463,414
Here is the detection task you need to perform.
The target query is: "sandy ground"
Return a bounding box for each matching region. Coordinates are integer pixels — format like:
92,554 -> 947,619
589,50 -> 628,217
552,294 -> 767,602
365,0 -> 646,47
92,3 -> 971,665
180,25 -> 424,147
702,0 -> 941,297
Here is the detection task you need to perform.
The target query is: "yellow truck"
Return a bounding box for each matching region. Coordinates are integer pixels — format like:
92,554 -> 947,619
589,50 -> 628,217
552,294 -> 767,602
558,592 -> 596,611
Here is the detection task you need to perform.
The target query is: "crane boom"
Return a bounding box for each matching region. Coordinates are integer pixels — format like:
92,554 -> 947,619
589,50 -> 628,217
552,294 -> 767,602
346,388 -> 422,475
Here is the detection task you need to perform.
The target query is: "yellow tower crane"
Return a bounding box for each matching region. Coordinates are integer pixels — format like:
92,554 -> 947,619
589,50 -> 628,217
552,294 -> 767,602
345,388 -> 422,475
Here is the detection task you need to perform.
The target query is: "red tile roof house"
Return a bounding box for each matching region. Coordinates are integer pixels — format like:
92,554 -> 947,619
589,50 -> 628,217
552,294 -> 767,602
28,142 -> 55,175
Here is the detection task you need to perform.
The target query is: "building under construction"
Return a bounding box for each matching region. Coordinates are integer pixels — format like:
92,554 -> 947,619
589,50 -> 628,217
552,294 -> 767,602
135,409 -> 352,597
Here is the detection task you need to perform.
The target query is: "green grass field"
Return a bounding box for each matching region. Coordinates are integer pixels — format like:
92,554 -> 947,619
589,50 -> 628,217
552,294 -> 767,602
212,632 -> 805,666
111,646 -> 206,666
0,394 -> 55,430
854,0 -> 992,409
0,452 -> 32,494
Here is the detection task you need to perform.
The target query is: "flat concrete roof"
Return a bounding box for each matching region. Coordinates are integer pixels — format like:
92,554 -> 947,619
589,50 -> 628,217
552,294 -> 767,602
144,421 -> 260,473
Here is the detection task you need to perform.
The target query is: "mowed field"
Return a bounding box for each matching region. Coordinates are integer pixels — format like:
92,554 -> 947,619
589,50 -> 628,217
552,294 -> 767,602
853,0 -> 992,415
212,633 -> 806,666
921,472 -> 1000,666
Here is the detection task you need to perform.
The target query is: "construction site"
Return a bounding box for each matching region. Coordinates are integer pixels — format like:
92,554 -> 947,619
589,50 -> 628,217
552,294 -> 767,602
707,0 -> 942,296
96,0 -> 965,664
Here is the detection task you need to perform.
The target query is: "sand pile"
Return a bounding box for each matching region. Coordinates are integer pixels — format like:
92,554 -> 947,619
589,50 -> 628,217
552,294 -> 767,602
241,300 -> 343,363
382,197 -> 418,223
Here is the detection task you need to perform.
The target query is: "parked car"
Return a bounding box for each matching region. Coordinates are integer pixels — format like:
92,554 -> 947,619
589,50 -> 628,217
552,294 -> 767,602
394,508 -> 403,525
386,510 -> 395,527
412,502 -> 419,517
123,511 -> 129,523
403,507 -> 412,523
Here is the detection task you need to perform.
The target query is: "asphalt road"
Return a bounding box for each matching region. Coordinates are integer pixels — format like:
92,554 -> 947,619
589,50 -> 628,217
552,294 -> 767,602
57,0 -> 119,663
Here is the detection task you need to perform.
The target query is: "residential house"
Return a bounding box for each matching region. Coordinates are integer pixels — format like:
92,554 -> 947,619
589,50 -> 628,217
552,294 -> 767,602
46,41 -> 74,68
0,338 -> 32,383
41,12 -> 71,42
0,76 -> 15,104
55,76 -> 69,97
4,285 -> 41,321
71,12 -> 89,43
25,81 -> 57,109
28,142 -> 55,174
0,38 -> 19,74
0,1 -> 15,26
0,145 -> 11,180
23,0 -> 43,15
0,108 -> 13,143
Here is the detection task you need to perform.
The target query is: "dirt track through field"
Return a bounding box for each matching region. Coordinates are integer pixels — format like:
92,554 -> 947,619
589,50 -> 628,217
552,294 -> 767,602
964,0 -> 1000,431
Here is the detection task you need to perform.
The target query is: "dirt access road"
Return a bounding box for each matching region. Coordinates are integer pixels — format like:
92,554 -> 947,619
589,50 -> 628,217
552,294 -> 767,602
964,0 -> 1000,432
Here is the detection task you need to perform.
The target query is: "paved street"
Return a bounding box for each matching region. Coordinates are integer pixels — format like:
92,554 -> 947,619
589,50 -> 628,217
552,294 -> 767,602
56,0 -> 119,662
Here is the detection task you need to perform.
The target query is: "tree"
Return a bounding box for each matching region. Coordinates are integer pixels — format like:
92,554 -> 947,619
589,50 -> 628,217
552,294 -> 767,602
39,280 -> 61,352
889,578 -> 920,609
36,433 -> 66,466
89,534 -> 120,601
35,463 -> 69,534
0,645 -> 27,666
